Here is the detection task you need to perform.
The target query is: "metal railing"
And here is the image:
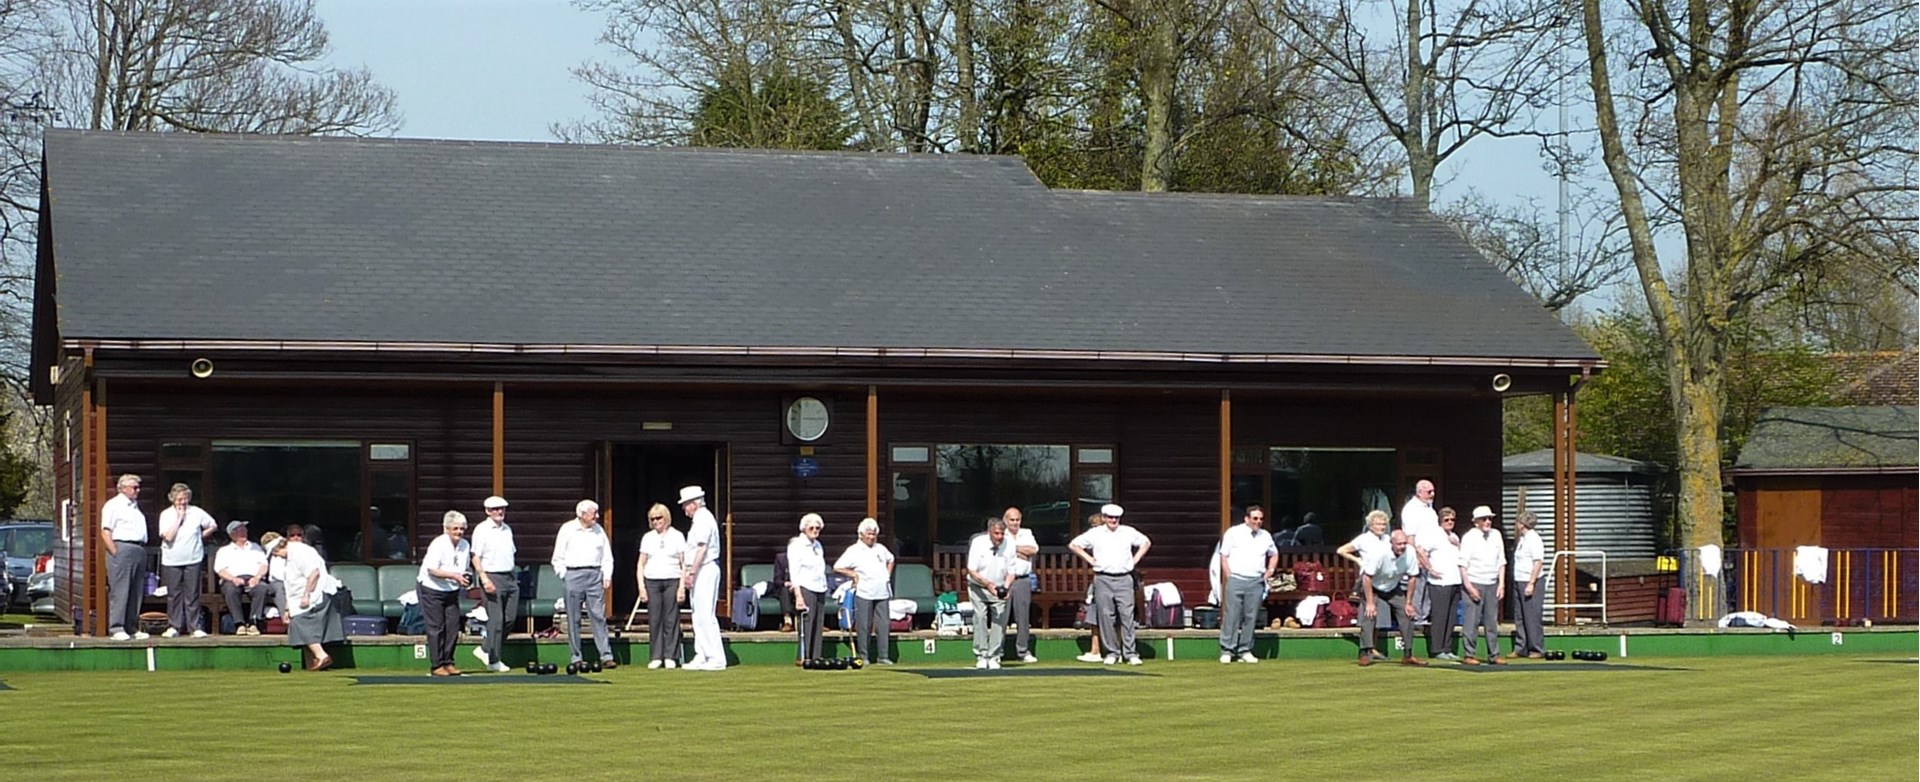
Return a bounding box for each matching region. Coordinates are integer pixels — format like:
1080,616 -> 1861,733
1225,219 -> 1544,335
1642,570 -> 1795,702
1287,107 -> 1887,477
1542,549 -> 1609,625
1677,547 -> 1918,624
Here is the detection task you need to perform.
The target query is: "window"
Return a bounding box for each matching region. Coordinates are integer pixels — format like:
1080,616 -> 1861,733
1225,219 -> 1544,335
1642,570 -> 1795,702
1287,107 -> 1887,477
160,438 -> 415,563
1261,447 -> 1399,546
890,443 -> 1114,558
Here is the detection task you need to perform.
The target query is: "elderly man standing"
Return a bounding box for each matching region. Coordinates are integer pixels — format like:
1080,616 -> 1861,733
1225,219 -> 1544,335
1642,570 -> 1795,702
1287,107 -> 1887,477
1457,505 -> 1508,665
469,495 -> 517,673
1400,479 -> 1439,626
214,521 -> 270,635
1069,503 -> 1150,665
1002,506 -> 1040,663
1357,531 -> 1427,667
680,486 -> 726,671
1218,505 -> 1278,664
551,499 -> 617,670
101,473 -> 150,641
967,518 -> 1016,670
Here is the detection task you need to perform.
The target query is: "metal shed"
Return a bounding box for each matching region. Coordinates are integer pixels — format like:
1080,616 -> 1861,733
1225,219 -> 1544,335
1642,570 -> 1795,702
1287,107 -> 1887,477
1502,450 -> 1664,558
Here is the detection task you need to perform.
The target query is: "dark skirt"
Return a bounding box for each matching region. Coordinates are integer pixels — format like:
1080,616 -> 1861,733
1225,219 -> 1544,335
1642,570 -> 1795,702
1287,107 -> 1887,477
288,592 -> 346,646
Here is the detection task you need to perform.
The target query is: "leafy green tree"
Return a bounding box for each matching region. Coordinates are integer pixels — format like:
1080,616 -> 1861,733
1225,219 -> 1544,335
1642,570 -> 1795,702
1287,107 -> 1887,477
690,68 -> 851,150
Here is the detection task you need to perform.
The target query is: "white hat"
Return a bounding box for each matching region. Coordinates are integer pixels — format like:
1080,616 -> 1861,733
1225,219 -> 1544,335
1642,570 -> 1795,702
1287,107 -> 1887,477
677,485 -> 706,505
1100,503 -> 1124,518
226,520 -> 249,535
1471,505 -> 1496,520
483,495 -> 509,509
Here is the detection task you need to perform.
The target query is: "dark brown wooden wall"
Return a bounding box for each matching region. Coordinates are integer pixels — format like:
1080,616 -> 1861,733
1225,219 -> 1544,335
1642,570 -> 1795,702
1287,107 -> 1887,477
1818,475 -> 1917,550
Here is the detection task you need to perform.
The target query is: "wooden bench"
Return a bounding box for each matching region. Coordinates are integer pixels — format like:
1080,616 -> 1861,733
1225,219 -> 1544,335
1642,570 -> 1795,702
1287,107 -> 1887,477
934,546 -> 1093,628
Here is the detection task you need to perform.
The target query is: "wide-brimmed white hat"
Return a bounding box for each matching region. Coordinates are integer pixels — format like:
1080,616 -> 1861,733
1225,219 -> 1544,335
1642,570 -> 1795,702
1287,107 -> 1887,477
482,495 -> 509,509
1100,503 -> 1124,518
677,485 -> 706,505
1471,505 -> 1496,520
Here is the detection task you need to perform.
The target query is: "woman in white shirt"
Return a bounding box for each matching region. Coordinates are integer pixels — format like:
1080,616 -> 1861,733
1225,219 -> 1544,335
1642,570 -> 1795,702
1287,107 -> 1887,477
417,511 -> 473,676
264,531 -> 343,671
1510,511 -> 1548,658
157,483 -> 216,638
787,513 -> 829,663
1422,510 -> 1464,660
635,503 -> 688,669
833,517 -> 896,665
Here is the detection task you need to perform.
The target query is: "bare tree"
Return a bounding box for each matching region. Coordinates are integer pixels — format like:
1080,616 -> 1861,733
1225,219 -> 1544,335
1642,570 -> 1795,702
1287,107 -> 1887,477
1438,188 -> 1630,312
1576,0 -> 1916,572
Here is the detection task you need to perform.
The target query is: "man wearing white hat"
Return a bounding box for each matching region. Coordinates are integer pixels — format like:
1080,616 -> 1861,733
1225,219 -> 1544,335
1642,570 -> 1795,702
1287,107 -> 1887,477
470,495 -> 517,672
679,486 -> 726,670
1068,503 -> 1151,665
1457,505 -> 1508,665
213,520 -> 269,635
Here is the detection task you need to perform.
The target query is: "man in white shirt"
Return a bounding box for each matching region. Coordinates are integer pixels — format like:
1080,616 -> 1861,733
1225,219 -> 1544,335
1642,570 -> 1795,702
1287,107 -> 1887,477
213,521 -> 270,635
418,510 -> 474,676
469,495 -> 517,672
966,518 -> 1016,669
1420,508 -> 1463,660
157,482 -> 217,638
1356,531 -> 1427,667
1218,505 -> 1278,664
1068,503 -> 1150,665
1002,506 -> 1040,663
1400,479 -> 1439,626
100,473 -> 150,640
679,486 -> 726,671
1456,505 -> 1508,665
551,499 -> 616,669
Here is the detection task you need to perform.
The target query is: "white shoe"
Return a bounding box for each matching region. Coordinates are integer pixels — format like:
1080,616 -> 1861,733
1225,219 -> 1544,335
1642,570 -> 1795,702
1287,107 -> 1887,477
975,658 -> 989,669
191,630 -> 208,638
1220,653 -> 1234,664
647,660 -> 663,670
1076,652 -> 1103,663
160,628 -> 179,638
489,662 -> 510,673
987,658 -> 1002,670
1020,654 -> 1037,663
132,631 -> 151,640
110,631 -> 131,641
473,647 -> 491,666
1126,656 -> 1143,666
664,659 -> 678,669
1103,655 -> 1119,665
1237,653 -> 1258,664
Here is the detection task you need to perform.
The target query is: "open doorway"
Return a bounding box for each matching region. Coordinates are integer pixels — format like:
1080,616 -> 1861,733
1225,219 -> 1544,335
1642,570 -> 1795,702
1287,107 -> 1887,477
604,443 -> 726,615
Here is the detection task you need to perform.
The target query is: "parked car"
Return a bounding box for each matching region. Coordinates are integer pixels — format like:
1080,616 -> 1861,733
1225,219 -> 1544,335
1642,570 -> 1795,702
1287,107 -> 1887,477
27,565 -> 53,615
0,521 -> 54,609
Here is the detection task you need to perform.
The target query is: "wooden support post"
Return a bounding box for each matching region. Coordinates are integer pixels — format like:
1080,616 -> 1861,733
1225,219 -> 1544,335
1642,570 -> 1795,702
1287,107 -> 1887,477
491,382 -> 504,496
85,357 -> 106,637
866,385 -> 878,520
1218,390 -> 1232,532
1552,384 -> 1581,625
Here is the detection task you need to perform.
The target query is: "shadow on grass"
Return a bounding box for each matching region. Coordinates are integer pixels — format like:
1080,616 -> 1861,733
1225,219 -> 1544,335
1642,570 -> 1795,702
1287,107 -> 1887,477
888,668 -> 1155,679
350,675 -> 609,685
1437,662 -> 1693,672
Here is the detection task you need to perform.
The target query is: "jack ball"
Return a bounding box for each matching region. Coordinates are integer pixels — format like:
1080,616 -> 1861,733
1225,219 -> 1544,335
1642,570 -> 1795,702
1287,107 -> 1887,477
278,662 -> 292,674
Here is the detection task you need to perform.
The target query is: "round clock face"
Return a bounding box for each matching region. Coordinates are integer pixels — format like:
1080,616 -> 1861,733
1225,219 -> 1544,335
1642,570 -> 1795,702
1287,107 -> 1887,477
786,396 -> 830,442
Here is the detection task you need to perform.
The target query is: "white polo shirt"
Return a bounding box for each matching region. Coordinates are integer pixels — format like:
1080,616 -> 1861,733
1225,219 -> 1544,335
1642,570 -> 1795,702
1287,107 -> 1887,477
550,520 -> 613,581
1220,524 -> 1279,578
1421,528 -> 1462,586
1512,529 -> 1546,582
967,533 -> 1011,585
101,494 -> 147,543
687,507 -> 721,567
469,519 -> 517,573
787,535 -> 828,593
158,505 -> 216,567
214,541 -> 268,581
1007,527 -> 1038,577
1345,530 -> 1391,563
834,541 -> 895,600
1458,526 -> 1506,585
1361,547 -> 1420,594
282,541 -> 332,617
417,534 -> 472,592
1070,524 -> 1149,574
1400,498 -> 1438,540
638,528 -> 688,580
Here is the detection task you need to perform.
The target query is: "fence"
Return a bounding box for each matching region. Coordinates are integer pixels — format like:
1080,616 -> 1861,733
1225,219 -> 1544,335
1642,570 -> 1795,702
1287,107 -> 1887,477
1679,547 -> 1919,625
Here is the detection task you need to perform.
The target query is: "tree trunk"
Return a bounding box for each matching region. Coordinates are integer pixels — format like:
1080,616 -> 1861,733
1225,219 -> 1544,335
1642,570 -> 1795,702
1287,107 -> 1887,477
1400,0 -> 1432,207
952,0 -> 978,153
1139,17 -> 1176,192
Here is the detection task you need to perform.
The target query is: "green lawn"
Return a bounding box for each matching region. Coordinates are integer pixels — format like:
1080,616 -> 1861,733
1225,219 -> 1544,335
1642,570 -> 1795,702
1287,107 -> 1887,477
4,655 -> 1914,780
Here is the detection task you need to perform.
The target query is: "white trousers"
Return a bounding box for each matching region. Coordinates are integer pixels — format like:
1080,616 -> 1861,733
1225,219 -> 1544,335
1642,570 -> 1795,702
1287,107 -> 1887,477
691,561 -> 724,665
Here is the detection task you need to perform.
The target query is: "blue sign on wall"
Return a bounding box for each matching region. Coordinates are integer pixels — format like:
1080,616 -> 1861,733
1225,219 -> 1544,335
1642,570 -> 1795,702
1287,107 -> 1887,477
791,456 -> 820,478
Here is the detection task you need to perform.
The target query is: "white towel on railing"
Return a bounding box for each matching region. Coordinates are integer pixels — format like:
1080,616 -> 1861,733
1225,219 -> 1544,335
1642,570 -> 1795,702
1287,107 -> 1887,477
1697,544 -> 1722,577
1793,546 -> 1829,584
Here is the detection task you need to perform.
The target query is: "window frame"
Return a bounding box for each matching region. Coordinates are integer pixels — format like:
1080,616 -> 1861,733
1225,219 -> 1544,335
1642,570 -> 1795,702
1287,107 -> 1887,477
154,437 -> 417,564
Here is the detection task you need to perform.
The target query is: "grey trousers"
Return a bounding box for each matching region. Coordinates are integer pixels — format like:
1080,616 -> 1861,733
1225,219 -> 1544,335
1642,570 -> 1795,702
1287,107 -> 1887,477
1461,581 -> 1500,658
1426,582 -> 1459,656
1412,577 -> 1430,624
969,585 -> 1006,661
480,571 -> 519,664
643,577 -> 682,663
1512,576 -> 1545,655
852,595 -> 891,663
220,577 -> 268,629
1006,576 -> 1033,657
1092,573 -> 1138,659
795,587 -> 826,660
1358,587 -> 1416,655
107,544 -> 147,634
1220,575 -> 1265,655
162,562 -> 203,633
562,569 -> 612,663
419,586 -> 461,669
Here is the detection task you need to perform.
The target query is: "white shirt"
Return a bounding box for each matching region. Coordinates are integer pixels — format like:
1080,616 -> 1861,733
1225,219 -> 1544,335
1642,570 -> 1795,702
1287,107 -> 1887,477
835,541 -> 895,600
1220,524 -> 1279,578
469,519 -> 517,573
1361,547 -> 1419,594
1070,524 -> 1149,574
1400,497 -> 1438,540
213,541 -> 268,582
101,494 -> 147,543
1006,527 -> 1038,576
1458,526 -> 1507,585
417,534 -> 472,592
686,507 -> 721,566
1345,530 -> 1391,563
967,533 -> 1012,586
157,505 -> 216,566
787,536 -> 828,593
282,541 -> 332,617
638,528 -> 689,580
550,519 -> 613,581
1421,528 -> 1462,586
1512,529 -> 1546,582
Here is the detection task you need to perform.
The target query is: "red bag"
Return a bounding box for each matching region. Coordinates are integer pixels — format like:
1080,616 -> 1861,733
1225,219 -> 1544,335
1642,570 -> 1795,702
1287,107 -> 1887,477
1325,598 -> 1359,627
1292,561 -> 1329,594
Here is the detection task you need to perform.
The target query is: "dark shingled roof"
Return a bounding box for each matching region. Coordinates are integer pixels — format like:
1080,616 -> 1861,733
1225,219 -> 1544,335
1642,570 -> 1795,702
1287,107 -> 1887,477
1732,406 -> 1919,473
40,130 -> 1598,363
1503,449 -> 1662,475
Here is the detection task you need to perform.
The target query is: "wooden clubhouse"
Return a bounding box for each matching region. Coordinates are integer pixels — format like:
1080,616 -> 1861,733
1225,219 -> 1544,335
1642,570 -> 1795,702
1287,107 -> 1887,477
31,130 -> 1601,633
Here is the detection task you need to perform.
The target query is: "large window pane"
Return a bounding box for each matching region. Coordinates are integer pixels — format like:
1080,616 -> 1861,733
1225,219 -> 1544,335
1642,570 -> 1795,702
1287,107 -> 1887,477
936,445 -> 1069,546
369,470 -> 413,561
1268,448 -> 1397,547
890,471 -> 931,559
210,441 -> 361,562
